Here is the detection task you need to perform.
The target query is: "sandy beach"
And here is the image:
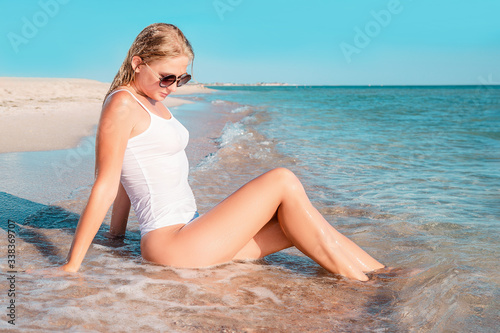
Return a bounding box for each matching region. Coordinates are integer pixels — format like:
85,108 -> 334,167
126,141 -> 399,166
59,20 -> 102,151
0,77 -> 213,154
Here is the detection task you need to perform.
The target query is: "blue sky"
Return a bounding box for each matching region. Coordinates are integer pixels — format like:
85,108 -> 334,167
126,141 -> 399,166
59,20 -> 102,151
1,0 -> 499,85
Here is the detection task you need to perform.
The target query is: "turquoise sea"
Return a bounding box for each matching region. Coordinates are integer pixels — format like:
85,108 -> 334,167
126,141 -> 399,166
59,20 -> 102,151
191,85 -> 500,331
1,85 -> 498,332
204,85 -> 500,225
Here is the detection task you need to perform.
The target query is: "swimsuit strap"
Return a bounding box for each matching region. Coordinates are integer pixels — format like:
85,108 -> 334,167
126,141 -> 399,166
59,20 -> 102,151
108,89 -> 153,116
107,89 -> 172,120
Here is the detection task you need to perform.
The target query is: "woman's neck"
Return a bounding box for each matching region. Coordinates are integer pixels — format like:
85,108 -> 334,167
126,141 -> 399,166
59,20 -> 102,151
129,82 -> 157,106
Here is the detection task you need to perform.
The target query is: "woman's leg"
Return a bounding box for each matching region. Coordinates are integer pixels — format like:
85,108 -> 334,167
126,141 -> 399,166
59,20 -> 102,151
141,168 -> 383,281
232,214 -> 293,260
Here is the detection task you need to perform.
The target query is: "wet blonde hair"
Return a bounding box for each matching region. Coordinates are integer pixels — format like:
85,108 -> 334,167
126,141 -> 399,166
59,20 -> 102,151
104,23 -> 194,102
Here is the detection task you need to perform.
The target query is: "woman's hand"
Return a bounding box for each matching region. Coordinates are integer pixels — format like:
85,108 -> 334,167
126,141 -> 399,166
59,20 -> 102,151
103,231 -> 125,239
25,264 -> 78,277
59,262 -> 79,273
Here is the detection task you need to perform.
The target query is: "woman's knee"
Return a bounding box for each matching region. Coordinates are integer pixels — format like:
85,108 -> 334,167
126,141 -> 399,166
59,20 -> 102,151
267,167 -> 302,192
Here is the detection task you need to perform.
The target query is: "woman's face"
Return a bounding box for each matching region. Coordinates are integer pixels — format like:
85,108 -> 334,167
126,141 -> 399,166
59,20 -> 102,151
133,55 -> 190,101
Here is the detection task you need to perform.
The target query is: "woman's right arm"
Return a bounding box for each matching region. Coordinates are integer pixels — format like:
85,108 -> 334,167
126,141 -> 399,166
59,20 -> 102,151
60,93 -> 135,272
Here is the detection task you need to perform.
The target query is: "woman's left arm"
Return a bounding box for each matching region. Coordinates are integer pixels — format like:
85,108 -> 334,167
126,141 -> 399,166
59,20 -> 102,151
107,181 -> 131,238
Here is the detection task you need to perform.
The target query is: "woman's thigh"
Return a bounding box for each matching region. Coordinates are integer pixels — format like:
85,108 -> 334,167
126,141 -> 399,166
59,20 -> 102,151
141,168 -> 294,267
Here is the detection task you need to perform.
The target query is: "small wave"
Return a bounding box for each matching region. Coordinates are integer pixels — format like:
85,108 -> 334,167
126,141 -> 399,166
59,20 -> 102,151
211,99 -> 230,105
419,221 -> 466,231
217,122 -> 252,147
231,105 -> 252,113
195,152 -> 220,171
319,205 -> 394,220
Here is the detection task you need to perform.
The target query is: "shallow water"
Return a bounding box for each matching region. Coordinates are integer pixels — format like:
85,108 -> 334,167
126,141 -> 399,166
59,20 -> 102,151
1,86 -> 499,332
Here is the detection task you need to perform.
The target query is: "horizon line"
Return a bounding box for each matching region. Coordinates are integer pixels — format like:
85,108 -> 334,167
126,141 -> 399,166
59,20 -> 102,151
1,76 -> 499,88
204,83 -> 500,87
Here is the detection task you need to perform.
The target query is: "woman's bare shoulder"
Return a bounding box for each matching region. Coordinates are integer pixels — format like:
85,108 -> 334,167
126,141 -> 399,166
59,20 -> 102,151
102,88 -> 140,119
104,87 -> 135,108
97,90 -> 142,136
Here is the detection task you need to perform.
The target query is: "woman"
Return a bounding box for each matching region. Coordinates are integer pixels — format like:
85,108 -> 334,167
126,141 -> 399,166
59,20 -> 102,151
61,23 -> 384,281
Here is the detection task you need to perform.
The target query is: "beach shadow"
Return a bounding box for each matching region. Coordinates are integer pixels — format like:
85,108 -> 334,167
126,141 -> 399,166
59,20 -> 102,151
0,191 -> 141,265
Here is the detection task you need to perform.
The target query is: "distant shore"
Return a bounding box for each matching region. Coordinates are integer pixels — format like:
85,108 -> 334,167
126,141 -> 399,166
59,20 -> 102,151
206,83 -> 500,87
0,77 -> 213,154
206,82 -> 294,86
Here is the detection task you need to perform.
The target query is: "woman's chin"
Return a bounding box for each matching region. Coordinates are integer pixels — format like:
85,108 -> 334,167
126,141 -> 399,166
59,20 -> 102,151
159,92 -> 169,100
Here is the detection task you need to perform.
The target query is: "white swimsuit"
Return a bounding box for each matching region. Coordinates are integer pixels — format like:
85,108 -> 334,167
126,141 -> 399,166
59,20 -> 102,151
107,89 -> 197,237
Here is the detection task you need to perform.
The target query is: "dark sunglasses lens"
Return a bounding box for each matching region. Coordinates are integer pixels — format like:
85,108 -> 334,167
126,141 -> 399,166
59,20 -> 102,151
177,74 -> 191,87
160,75 -> 177,87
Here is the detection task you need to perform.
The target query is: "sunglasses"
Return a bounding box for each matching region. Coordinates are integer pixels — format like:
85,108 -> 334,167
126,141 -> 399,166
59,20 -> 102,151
144,63 -> 191,88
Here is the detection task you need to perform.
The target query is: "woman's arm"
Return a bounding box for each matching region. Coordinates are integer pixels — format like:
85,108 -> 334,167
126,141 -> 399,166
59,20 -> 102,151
61,93 -> 135,272
106,182 -> 131,238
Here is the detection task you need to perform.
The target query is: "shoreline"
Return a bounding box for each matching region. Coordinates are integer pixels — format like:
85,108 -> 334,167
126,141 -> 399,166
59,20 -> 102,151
0,77 -> 214,154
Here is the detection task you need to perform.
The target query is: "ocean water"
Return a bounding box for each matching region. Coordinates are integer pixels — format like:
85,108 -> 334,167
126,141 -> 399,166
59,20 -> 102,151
1,86 -> 499,332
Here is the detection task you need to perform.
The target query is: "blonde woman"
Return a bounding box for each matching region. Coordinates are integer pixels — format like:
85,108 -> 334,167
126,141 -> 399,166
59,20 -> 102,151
61,23 -> 384,281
